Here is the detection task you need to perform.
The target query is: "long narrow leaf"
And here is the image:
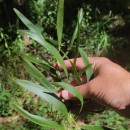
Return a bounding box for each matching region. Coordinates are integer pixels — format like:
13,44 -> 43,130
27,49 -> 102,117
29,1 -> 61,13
12,104 -> 62,129
23,53 -> 51,69
73,64 -> 92,80
53,82 -> 83,111
79,48 -> 93,82
69,9 -> 83,50
80,125 -> 114,130
57,0 -> 64,48
14,9 -> 68,77
80,125 -> 105,130
14,8 -> 42,36
15,80 -> 53,93
70,61 -> 82,85
19,30 -> 68,78
47,38 -> 58,46
74,10 -> 82,64
22,59 -> 56,94
15,79 -> 68,117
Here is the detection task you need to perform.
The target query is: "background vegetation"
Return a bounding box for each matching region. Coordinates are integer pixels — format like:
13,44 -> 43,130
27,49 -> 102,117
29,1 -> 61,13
0,0 -> 130,129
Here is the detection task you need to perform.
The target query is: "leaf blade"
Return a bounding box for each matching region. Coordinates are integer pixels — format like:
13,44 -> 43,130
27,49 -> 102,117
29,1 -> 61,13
22,59 -> 56,93
80,125 -> 105,130
15,79 -> 68,117
22,53 -> 51,69
14,8 -> 68,77
54,82 -> 83,110
57,0 -> 64,48
19,30 -> 68,78
69,9 -> 83,50
79,48 -> 93,82
12,104 -> 62,129
15,79 -> 52,93
14,8 -> 42,36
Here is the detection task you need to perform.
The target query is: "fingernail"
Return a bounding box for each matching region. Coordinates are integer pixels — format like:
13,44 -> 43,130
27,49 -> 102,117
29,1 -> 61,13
61,90 -> 70,100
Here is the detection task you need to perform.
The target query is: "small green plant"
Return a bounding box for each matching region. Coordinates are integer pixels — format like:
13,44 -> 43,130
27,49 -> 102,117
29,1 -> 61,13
11,0 -> 114,130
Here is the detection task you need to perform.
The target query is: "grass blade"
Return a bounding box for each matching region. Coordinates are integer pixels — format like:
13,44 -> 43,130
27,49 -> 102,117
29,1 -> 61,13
80,125 -> 105,130
54,82 -> 83,111
73,64 -> 92,80
14,8 -> 42,36
15,80 -> 54,94
74,9 -> 82,64
14,8 -> 68,77
12,104 -> 62,129
15,79 -> 68,117
63,9 -> 83,59
22,53 -> 51,69
22,59 -> 56,94
70,61 -> 82,85
19,30 -> 68,78
57,0 -> 64,49
47,38 -> 58,46
79,48 -> 93,82
69,9 -> 83,50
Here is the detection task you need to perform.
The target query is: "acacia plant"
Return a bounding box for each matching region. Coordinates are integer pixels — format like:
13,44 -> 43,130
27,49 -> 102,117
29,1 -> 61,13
12,0 -> 113,129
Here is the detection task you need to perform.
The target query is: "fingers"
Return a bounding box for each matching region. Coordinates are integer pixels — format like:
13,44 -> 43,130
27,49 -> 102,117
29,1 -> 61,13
58,76 -> 102,100
71,75 -> 87,86
58,83 -> 90,100
54,57 -> 102,72
54,58 -> 84,70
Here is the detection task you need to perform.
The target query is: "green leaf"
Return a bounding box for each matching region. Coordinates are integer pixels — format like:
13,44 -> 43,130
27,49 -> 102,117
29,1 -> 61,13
80,125 -> 114,130
22,59 -> 56,94
14,8 -> 68,77
73,64 -> 92,80
15,79 -> 68,117
53,82 -> 83,111
74,9 -> 82,64
69,9 -> 83,50
13,8 -> 42,36
47,38 -> 58,46
15,79 -> 53,93
79,48 -> 93,82
22,53 -> 51,69
57,0 -> 64,48
80,125 -> 105,130
70,61 -> 82,85
19,30 -> 68,78
12,104 -> 62,129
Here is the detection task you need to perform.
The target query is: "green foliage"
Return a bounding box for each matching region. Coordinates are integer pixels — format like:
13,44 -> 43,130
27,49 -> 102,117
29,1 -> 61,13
79,48 -> 93,82
54,82 -> 83,110
12,0 -> 117,128
14,8 -> 68,77
87,110 -> 130,130
57,0 -> 64,49
13,5 -> 86,129
0,0 -> 129,129
80,125 -> 113,130
11,0 -> 119,128
15,79 -> 68,117
26,0 -> 58,34
0,90 -> 12,117
12,103 -> 62,130
22,59 -> 56,93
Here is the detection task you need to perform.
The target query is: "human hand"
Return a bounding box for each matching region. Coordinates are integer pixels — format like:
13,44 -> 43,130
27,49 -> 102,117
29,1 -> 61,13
57,57 -> 130,118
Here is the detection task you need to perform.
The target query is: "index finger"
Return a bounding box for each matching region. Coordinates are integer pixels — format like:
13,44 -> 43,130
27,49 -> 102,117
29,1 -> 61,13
54,57 -> 100,71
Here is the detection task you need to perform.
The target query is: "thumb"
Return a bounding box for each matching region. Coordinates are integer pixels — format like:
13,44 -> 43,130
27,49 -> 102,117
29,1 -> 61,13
58,77 -> 101,100
59,84 -> 90,100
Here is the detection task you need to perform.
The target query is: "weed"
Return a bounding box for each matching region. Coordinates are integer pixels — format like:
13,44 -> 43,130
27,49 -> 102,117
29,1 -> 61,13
10,0 -> 114,129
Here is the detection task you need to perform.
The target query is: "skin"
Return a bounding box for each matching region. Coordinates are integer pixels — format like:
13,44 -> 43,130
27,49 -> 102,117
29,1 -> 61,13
57,57 -> 130,118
